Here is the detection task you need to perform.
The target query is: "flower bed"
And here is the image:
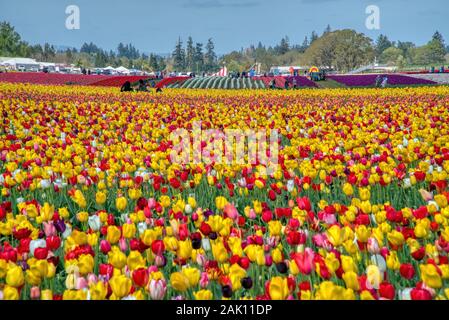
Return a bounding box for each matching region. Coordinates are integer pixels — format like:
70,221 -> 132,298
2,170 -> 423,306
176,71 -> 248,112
1,84 -> 449,300
328,74 -> 437,87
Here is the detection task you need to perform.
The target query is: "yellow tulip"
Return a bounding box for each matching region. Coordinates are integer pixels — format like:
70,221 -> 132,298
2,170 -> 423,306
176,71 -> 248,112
6,265 -> 25,287
194,289 -> 213,300
116,196 -> 128,211
107,225 -> 121,244
182,267 -> 201,287
343,271 -> 360,291
170,272 -> 190,292
420,264 -> 442,289
109,275 -> 132,299
268,276 -> 289,300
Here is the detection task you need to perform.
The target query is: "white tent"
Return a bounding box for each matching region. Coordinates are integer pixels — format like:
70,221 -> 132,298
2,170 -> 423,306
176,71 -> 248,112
103,66 -> 116,71
1,57 -> 40,71
115,66 -> 130,74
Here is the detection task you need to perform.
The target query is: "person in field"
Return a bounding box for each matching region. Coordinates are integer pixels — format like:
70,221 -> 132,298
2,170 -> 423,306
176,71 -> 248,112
120,81 -> 133,92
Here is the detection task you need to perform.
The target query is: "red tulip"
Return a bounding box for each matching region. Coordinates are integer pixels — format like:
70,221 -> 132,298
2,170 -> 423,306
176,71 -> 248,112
399,263 -> 415,280
410,288 -> 432,300
268,190 -> 276,201
100,240 -> 111,254
379,282 -> 395,300
261,210 -> 272,223
296,197 -> 311,211
99,263 -> 114,278
132,267 -> 149,287
34,247 -> 49,260
151,240 -> 165,255
199,222 -> 212,236
46,236 -> 61,251
411,247 -> 425,261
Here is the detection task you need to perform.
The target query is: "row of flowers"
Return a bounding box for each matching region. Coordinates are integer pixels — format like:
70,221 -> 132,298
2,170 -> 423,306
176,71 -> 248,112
0,83 -> 449,300
327,74 -> 437,87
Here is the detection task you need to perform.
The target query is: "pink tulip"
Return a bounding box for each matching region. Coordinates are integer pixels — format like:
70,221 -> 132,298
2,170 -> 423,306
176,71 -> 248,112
100,240 -> 111,254
148,279 -> 167,300
247,209 -> 256,220
87,273 -> 98,286
265,255 -> 273,266
148,198 -> 156,209
119,238 -> 128,252
200,272 -> 209,288
367,237 -> 380,254
312,233 -> 326,247
322,213 -> 337,224
30,286 -> 40,299
76,277 -> 88,290
43,221 -> 57,237
292,247 -> 315,275
196,252 -> 206,266
223,203 -> 238,220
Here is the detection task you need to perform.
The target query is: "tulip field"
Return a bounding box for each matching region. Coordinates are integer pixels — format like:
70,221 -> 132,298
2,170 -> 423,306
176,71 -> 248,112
2,82 -> 449,300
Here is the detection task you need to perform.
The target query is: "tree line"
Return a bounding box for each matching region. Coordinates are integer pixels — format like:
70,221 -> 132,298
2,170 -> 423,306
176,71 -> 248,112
1,21 -> 448,73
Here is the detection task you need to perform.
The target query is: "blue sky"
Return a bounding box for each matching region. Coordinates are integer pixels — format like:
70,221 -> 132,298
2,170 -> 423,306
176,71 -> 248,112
0,0 -> 447,54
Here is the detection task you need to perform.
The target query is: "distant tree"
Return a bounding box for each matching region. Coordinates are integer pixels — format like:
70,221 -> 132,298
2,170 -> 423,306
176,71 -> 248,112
186,36 -> 195,71
396,55 -> 406,69
117,43 -> 126,57
0,21 -> 28,56
397,41 -> 415,63
300,36 -> 309,52
323,24 -> 331,36
426,31 -> 446,64
42,43 -> 56,61
65,48 -> 73,63
304,29 -> 374,72
380,47 -> 402,64
310,31 -> 318,44
172,37 -> 185,71
81,42 -> 101,54
194,42 -> 204,73
375,34 -> 393,57
204,38 -> 217,72
277,36 -> 290,55
432,31 -> 444,44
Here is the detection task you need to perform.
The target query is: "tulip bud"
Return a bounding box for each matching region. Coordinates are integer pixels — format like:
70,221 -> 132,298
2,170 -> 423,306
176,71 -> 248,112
87,273 -> 98,286
30,286 -> 40,299
119,238 -> 128,252
100,240 -> 111,254
367,237 -> 380,254
76,277 -> 88,290
148,279 -> 167,300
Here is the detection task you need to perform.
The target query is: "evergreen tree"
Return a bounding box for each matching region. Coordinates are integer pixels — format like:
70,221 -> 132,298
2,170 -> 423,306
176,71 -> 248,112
186,36 -> 195,71
310,31 -> 318,44
117,43 -> 126,57
194,42 -> 204,73
426,31 -> 446,64
42,43 -> 56,61
323,24 -> 331,35
300,36 -> 309,52
0,21 -> 27,56
278,36 -> 290,55
172,37 -> 185,71
204,38 -> 217,72
375,34 -> 393,57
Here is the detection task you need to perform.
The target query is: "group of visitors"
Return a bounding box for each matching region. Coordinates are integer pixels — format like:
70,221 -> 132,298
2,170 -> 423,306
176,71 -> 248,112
375,75 -> 389,88
269,78 -> 298,90
120,79 -> 162,93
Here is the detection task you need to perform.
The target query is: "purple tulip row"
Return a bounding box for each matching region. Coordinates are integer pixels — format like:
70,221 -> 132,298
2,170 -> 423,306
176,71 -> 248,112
286,76 -> 318,88
327,74 -> 437,87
